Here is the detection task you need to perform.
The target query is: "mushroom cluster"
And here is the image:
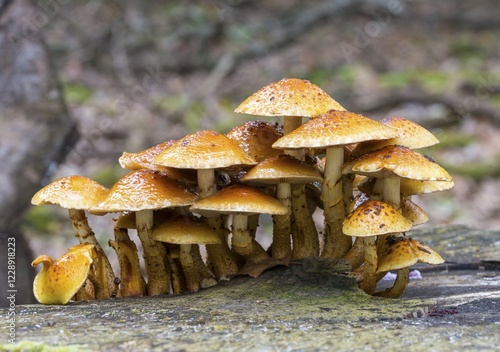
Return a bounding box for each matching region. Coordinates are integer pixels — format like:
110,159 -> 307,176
31,78 -> 452,303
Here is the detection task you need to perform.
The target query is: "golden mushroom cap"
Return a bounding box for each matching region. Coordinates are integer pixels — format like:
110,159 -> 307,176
190,184 -> 288,217
343,199 -> 412,237
152,216 -> 223,245
226,120 -> 284,163
272,110 -> 398,150
241,154 -> 323,185
342,145 -> 453,181
235,78 -> 345,117
153,130 -> 256,170
31,175 -> 109,210
401,197 -> 429,226
91,170 -> 198,212
377,237 -> 444,273
119,140 -> 197,183
32,243 -> 95,305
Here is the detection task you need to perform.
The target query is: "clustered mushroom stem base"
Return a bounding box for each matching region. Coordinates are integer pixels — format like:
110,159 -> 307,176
68,209 -> 117,299
271,183 -> 292,259
342,237 -> 364,270
374,267 -> 410,298
321,147 -> 351,259
361,236 -> 378,295
232,214 -> 269,263
109,225 -> 146,297
136,209 -> 170,296
290,184 -> 319,259
192,245 -> 217,289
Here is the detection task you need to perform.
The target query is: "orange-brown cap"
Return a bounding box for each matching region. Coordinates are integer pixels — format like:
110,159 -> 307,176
32,243 -> 95,304
272,110 -> 398,150
376,237 -> 444,273
190,184 -> 288,217
31,175 -> 109,210
152,216 -> 223,245
91,170 -> 197,212
357,176 -> 454,196
342,145 -> 452,181
153,130 -> 256,170
241,154 -> 323,185
235,78 -> 345,117
401,197 -> 429,226
226,120 -> 284,162
343,199 -> 412,237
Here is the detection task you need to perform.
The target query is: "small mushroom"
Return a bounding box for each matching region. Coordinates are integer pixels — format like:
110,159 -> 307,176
374,237 -> 444,298
31,176 -> 117,299
153,216 -> 221,293
190,184 -> 288,264
343,199 -> 412,295
92,170 -> 198,296
32,243 -> 95,305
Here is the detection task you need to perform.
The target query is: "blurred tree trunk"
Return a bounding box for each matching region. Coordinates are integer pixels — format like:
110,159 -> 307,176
0,0 -> 78,306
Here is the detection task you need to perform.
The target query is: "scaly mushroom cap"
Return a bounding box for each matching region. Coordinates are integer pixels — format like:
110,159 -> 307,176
91,170 -> 197,212
342,145 -> 453,181
235,78 -> 345,117
343,200 -> 412,237
31,175 -> 109,209
376,239 -> 418,272
119,140 -> 197,183
226,121 -> 284,162
377,237 -> 444,273
350,116 -> 440,156
241,154 -> 323,185
407,238 -> 444,264
357,176 -> 454,196
190,184 -> 288,217
152,216 -> 223,245
272,110 -> 398,150
153,130 -> 256,170
32,243 -> 95,305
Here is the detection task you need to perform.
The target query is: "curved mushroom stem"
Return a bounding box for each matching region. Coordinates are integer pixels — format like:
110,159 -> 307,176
290,184 -> 319,259
361,236 -> 378,295
373,267 -> 410,298
232,214 -> 269,263
321,147 -> 351,259
68,209 -> 117,299
342,237 -> 364,270
136,209 -> 170,296
272,183 -> 292,259
191,245 -> 217,289
198,169 -> 239,280
179,244 -> 200,293
109,225 -> 147,297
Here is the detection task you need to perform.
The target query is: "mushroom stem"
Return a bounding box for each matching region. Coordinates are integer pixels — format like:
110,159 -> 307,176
247,214 -> 260,239
290,184 -> 319,259
342,237 -> 364,270
321,147 -> 351,259
179,244 -> 200,292
109,225 -> 146,297
167,247 -> 187,295
192,245 -> 217,289
377,177 -> 402,257
284,116 -> 305,160
232,214 -> 269,263
198,169 -> 239,280
136,209 -> 170,295
361,236 -> 378,295
68,209 -> 117,299
272,183 -> 292,259
373,267 -> 410,298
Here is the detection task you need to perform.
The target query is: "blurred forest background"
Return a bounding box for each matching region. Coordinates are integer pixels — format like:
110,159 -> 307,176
1,0 -> 499,305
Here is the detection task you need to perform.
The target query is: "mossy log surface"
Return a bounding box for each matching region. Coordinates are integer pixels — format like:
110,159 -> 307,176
2,225 -> 500,351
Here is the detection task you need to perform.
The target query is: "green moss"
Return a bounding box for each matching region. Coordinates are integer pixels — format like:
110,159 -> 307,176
0,341 -> 85,352
20,206 -> 61,236
62,83 -> 93,104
